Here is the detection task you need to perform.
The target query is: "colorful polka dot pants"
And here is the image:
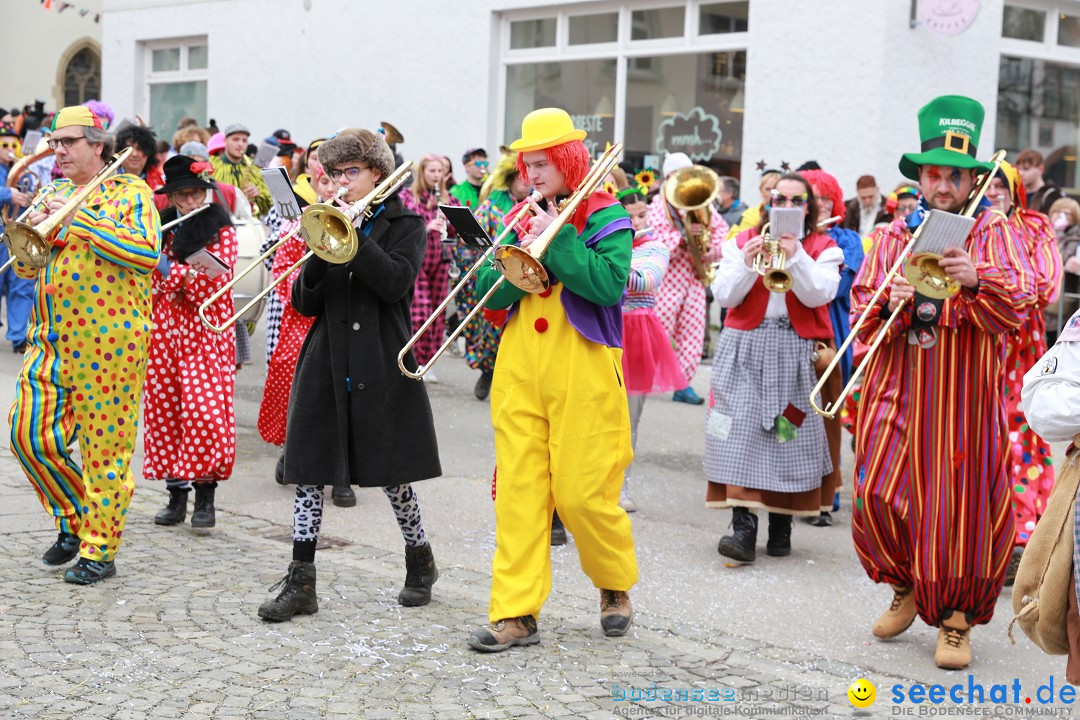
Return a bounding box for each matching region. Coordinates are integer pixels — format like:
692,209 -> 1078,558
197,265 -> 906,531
10,268 -> 150,563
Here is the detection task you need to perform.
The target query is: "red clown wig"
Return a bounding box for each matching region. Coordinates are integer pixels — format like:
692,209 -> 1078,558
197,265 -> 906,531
515,140 -> 592,193
800,169 -> 846,224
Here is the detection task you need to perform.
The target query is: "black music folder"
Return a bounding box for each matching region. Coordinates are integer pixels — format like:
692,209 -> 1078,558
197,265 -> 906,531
439,205 -> 493,248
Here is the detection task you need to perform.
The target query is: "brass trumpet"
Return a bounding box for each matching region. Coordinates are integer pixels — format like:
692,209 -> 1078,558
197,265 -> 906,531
808,151 -> 1006,418
398,143 -> 624,379
198,163 -> 413,333
1,146 -> 134,271
751,215 -> 843,294
752,223 -> 793,293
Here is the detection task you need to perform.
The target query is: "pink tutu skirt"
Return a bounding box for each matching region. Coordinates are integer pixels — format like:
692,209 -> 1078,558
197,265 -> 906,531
622,308 -> 685,395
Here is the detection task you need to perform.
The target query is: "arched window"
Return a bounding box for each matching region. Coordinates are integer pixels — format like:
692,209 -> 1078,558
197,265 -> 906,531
63,47 -> 101,106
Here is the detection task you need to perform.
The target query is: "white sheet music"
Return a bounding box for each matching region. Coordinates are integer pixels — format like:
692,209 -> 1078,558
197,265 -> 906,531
768,207 -> 805,240
261,168 -> 301,219
185,248 -> 229,278
911,210 -> 976,256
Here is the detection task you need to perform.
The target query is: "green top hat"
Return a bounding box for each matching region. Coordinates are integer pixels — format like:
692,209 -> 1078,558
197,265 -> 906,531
899,95 -> 993,181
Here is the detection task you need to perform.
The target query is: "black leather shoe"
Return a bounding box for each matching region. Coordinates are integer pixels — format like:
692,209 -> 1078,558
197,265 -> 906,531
766,513 -> 792,557
717,507 -> 757,563
64,557 -> 116,585
275,450 -> 286,485
398,543 -> 439,606
42,531 -> 80,566
331,485 -> 357,507
154,487 -> 189,526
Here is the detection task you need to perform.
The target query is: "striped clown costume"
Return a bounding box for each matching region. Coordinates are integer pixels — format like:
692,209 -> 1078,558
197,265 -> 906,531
850,207 -> 1036,628
473,116 -> 637,627
10,107 -> 160,564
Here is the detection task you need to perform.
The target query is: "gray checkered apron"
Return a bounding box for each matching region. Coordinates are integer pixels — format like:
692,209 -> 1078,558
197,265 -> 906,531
704,318 -> 831,493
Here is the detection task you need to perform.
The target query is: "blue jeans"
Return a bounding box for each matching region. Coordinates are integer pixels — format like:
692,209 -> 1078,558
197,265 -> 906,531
0,244 -> 36,347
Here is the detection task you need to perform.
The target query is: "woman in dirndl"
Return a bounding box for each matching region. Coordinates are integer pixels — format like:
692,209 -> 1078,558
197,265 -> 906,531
705,173 -> 842,563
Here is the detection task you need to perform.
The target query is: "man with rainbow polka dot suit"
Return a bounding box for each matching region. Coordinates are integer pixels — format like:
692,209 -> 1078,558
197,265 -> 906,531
9,106 -> 160,585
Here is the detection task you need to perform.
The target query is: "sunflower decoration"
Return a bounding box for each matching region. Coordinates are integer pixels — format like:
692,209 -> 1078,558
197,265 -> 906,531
635,168 -> 658,192
603,180 -> 618,197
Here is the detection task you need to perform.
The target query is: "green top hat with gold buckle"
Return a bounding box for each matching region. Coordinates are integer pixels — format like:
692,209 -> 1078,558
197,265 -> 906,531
899,95 -> 993,181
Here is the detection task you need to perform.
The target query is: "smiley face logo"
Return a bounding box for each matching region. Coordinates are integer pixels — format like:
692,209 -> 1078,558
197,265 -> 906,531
848,679 -> 876,708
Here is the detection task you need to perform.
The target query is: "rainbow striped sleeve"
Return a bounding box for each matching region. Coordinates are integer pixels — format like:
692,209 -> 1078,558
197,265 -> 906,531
627,238 -> 669,294
959,214 -> 1037,334
71,177 -> 161,274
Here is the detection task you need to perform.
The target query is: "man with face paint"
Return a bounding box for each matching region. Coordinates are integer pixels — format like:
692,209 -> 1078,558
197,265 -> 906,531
984,162 -> 1063,587
849,95 -> 1037,670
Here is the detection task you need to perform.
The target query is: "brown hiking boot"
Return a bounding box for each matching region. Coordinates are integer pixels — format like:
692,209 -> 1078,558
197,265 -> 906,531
468,615 -> 540,653
935,610 -> 973,670
872,584 -> 917,639
600,589 -> 633,637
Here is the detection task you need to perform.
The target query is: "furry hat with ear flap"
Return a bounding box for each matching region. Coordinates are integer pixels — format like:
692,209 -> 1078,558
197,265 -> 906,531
317,128 -> 395,181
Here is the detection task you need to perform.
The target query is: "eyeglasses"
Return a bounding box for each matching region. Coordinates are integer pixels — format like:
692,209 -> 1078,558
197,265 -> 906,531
770,190 -> 808,208
47,136 -> 87,150
327,166 -> 368,182
816,198 -> 834,211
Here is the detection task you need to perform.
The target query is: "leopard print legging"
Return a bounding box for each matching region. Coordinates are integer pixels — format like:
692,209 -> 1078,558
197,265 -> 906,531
292,484 -> 426,547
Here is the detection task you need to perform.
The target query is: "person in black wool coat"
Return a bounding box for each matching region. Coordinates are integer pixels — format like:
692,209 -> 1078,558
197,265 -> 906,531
257,128 -> 442,622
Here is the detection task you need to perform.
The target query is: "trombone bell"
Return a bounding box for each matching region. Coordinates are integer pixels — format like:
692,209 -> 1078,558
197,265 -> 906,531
298,204 -> 358,263
492,245 -> 550,293
903,252 -> 959,299
2,222 -> 52,268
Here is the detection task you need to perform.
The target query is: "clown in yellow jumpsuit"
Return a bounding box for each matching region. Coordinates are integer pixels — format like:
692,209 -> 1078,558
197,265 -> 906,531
10,105 -> 160,584
469,108 -> 638,652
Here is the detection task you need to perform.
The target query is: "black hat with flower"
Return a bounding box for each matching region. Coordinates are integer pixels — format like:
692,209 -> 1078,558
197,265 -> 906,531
155,154 -> 216,195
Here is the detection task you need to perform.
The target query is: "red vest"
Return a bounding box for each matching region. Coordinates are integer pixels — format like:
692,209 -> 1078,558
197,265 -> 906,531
724,229 -> 837,340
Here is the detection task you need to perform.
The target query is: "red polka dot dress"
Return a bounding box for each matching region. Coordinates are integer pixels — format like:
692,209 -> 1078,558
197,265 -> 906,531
257,229 -> 313,446
142,227 -> 238,483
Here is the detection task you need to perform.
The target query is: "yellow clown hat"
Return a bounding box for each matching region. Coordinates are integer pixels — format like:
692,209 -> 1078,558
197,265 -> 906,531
509,108 -> 586,152
50,105 -> 104,131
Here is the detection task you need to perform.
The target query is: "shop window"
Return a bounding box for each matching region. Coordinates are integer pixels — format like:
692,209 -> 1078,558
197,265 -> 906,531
511,18 -> 556,49
1002,5 -> 1045,42
569,12 -> 619,45
997,55 -> 1079,189
505,59 -> 617,157
624,51 -> 745,176
1059,14 -> 1080,48
699,2 -> 749,35
631,7 -> 685,40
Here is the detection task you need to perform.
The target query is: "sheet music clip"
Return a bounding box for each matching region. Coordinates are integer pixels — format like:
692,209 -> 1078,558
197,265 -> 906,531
261,167 -> 301,220
440,205 -> 493,248
253,141 -> 278,169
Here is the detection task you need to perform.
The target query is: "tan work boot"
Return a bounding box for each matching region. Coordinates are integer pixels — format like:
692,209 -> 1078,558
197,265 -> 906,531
872,584 -> 917,639
935,610 -> 973,670
467,615 -> 539,653
600,589 -> 633,637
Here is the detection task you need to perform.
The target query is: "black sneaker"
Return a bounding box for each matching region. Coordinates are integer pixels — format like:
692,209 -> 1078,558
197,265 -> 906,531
42,531 -> 80,566
64,557 -> 116,585
474,370 -> 494,401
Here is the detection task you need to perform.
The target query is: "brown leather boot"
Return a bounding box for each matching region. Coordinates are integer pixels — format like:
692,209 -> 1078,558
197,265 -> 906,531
935,610 -> 973,669
872,584 -> 917,639
468,615 -> 540,653
600,589 -> 633,637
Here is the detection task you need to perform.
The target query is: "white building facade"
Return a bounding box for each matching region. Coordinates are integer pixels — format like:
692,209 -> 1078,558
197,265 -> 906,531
2,0 -> 103,114
100,0 -> 1080,198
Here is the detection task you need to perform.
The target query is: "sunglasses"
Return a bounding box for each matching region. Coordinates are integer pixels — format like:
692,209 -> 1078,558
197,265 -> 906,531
0,140 -> 18,149
473,160 -> 490,169
770,190 -> 808,208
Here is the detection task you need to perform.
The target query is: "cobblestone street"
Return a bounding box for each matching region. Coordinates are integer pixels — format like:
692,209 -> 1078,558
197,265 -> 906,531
0,341 -> 1068,719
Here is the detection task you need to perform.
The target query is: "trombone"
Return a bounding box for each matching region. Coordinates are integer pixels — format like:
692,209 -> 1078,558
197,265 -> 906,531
397,143 -> 624,380
808,150 -> 1006,419
198,162 -> 413,333
0,147 -> 134,273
